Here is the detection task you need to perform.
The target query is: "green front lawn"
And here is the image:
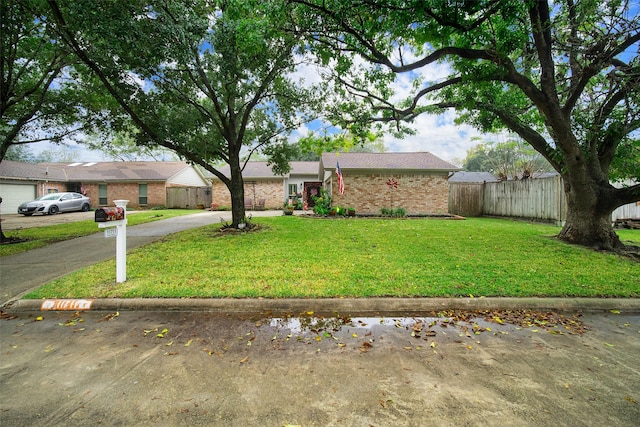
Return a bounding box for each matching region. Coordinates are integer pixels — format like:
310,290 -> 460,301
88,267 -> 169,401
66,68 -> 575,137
0,210 -> 198,257
25,216 -> 640,299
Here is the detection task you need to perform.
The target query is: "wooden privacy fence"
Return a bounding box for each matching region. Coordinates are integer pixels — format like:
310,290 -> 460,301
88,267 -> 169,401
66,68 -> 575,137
449,175 -> 638,223
482,175 -> 566,223
447,182 -> 485,217
166,187 -> 212,209
450,176 -> 566,223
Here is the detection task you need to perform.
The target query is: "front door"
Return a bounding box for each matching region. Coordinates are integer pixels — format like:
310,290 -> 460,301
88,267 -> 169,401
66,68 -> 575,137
304,182 -> 322,208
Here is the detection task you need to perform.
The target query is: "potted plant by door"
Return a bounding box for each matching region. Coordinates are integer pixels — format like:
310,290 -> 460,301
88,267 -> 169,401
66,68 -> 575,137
347,207 -> 356,217
283,203 -> 295,215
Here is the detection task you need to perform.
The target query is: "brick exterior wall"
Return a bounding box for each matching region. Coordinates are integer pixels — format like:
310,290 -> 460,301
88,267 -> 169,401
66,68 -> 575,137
81,182 -> 167,209
212,180 -> 283,209
213,173 -> 450,213
330,172 -> 450,215
39,182 -> 67,196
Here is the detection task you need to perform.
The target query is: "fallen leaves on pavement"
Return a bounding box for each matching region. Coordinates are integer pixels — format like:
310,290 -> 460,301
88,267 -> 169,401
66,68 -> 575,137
430,309 -> 589,335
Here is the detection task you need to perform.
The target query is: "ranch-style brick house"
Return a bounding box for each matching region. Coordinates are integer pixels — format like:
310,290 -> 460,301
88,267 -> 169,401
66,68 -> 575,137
211,161 -> 322,210
320,152 -> 460,214
211,152 -> 460,214
0,160 -> 210,212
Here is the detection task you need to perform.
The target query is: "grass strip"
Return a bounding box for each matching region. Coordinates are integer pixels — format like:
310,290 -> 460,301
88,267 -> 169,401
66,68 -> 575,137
25,216 -> 640,299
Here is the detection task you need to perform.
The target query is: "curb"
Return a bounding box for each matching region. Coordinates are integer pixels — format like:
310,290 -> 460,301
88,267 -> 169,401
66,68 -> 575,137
5,297 -> 640,315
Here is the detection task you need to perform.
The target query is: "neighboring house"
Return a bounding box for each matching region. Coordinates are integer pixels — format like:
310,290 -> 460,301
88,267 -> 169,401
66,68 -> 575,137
211,162 -> 321,209
0,160 -> 210,212
320,152 -> 460,215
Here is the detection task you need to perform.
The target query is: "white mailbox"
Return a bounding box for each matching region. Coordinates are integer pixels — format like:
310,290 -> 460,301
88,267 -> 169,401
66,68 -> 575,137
96,200 -> 129,283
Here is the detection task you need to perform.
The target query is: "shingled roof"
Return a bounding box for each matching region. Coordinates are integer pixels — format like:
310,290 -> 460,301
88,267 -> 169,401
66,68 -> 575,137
0,160 -> 67,181
214,161 -> 319,179
320,152 -> 459,172
0,160 -> 198,182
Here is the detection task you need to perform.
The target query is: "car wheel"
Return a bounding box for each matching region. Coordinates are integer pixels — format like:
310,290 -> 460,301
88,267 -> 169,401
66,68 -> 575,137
81,203 -> 90,212
48,205 -> 59,215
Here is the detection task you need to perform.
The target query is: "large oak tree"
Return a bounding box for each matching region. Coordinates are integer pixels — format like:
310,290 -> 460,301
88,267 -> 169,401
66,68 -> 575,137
47,0 -> 319,226
291,0 -> 640,251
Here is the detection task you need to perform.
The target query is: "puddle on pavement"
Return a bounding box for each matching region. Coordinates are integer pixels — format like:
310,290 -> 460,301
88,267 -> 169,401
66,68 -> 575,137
255,309 -> 589,341
261,314 -> 507,342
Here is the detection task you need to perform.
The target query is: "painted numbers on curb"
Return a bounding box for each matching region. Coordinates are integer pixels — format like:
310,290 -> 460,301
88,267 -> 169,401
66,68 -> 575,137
41,299 -> 94,311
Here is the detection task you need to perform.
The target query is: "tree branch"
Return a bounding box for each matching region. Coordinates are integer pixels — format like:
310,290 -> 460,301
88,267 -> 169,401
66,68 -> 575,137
47,0 -> 165,147
438,100 -> 563,172
612,183 -> 640,208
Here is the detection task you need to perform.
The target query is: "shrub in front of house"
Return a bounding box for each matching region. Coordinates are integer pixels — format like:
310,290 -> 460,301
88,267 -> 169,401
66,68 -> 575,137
283,203 -> 295,215
312,189 -> 332,215
381,207 -> 406,217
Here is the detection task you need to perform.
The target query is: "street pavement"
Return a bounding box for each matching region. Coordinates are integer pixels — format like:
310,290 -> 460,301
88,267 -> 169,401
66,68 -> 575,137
1,211 -> 640,425
1,308 -> 639,426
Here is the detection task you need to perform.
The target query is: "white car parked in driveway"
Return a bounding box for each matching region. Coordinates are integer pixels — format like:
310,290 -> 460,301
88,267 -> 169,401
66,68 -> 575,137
18,192 -> 91,216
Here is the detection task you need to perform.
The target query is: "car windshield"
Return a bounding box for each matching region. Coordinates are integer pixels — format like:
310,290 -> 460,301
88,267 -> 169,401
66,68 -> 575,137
37,194 -> 63,201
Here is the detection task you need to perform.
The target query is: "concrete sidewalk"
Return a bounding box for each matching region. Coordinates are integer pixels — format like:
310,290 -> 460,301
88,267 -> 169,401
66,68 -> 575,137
0,211 -> 280,306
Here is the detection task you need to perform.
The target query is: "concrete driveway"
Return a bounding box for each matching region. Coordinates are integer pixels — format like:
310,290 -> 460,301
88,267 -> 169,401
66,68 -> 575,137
1,210 -> 137,230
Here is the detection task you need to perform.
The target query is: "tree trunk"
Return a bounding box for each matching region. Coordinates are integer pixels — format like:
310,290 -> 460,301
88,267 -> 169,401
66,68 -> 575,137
228,156 -> 246,227
557,177 -> 623,250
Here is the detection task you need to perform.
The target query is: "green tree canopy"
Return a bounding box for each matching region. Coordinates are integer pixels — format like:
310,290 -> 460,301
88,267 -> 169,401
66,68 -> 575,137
0,0 -> 95,160
46,0 -> 322,226
296,131 -> 385,158
292,0 -> 640,251
462,136 -> 555,180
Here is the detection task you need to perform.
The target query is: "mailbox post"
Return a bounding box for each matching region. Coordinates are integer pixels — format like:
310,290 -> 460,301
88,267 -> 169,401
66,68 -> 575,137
95,200 -> 129,283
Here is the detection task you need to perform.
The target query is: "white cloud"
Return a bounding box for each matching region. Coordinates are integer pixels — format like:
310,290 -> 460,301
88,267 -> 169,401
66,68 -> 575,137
288,55 -> 326,86
290,51 -> 487,163
382,111 -> 483,163
29,140 -> 108,162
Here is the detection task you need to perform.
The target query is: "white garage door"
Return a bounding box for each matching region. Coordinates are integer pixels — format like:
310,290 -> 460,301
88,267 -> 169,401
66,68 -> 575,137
0,183 -> 37,214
